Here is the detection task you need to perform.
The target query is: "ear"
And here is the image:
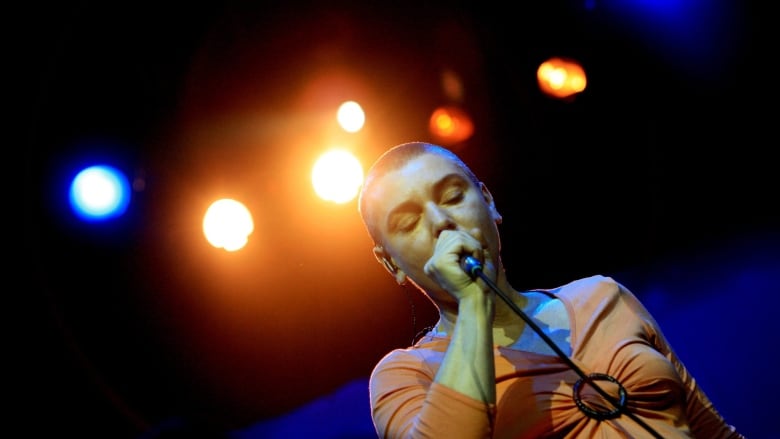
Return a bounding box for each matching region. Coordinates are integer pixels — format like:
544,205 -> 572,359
480,182 -> 503,224
373,245 -> 408,285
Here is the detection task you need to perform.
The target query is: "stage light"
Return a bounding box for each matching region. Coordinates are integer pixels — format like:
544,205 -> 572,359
428,105 -> 474,145
68,164 -> 131,222
537,57 -> 587,100
203,198 -> 254,252
337,100 -> 365,133
311,149 -> 364,204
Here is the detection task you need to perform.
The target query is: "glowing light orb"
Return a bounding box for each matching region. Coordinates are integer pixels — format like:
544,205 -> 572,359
537,57 -> 587,99
311,149 -> 364,204
336,101 -> 365,133
203,198 -> 254,252
69,164 -> 131,221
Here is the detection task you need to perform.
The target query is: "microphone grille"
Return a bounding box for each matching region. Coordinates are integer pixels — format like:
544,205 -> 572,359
461,256 -> 483,278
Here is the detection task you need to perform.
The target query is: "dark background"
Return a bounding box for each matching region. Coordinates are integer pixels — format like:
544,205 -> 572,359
20,0 -> 778,437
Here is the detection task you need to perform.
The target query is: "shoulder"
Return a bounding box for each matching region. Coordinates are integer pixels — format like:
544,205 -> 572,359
545,275 -> 657,329
369,344 -> 443,397
548,274 -> 624,303
372,340 -> 446,376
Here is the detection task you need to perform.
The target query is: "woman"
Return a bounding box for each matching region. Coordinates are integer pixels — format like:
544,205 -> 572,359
357,141 -> 743,438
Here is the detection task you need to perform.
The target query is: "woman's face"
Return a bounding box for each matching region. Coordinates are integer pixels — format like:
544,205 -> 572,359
367,152 -> 502,297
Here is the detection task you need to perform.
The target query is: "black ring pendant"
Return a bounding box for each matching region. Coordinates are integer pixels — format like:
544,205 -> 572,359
572,373 -> 628,420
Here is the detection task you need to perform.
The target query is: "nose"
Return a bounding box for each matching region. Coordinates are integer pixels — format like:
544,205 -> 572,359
425,202 -> 456,238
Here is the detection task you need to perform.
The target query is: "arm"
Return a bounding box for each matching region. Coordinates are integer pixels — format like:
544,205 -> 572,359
434,285 -> 496,403
369,347 -> 496,439
370,231 -> 498,438
370,294 -> 497,438
424,230 -> 498,405
664,340 -> 744,438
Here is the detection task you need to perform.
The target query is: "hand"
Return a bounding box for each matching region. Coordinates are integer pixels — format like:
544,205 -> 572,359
424,229 -> 491,300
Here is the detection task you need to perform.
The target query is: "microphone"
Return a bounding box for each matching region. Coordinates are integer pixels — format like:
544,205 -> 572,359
460,255 -> 483,279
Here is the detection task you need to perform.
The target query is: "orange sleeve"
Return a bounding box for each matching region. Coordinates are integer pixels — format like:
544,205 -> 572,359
660,336 -> 744,438
370,349 -> 496,438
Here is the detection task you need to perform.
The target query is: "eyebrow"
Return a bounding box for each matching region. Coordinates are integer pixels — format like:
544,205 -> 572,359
384,173 -> 468,231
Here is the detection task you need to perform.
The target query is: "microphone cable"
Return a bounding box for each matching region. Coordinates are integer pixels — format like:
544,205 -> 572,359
461,256 -> 663,439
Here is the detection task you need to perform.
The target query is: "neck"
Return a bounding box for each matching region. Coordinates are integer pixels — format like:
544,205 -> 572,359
481,265 -> 526,326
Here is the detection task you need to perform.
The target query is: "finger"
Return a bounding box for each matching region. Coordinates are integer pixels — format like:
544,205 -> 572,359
437,230 -> 479,260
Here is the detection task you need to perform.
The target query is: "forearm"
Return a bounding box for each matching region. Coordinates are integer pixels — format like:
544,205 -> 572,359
434,291 -> 496,403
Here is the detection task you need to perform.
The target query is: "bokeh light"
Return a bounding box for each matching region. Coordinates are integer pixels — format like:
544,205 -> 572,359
311,149 -> 364,204
68,164 -> 131,222
537,57 -> 587,100
203,198 -> 254,252
336,100 -> 366,133
428,105 -> 474,145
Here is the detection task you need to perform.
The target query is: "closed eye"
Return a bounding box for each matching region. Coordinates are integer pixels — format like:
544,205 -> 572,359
441,186 -> 465,204
389,212 -> 420,233
396,214 -> 419,232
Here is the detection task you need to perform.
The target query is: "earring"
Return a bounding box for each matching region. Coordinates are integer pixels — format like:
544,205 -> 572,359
381,258 -> 396,274
395,271 -> 408,286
